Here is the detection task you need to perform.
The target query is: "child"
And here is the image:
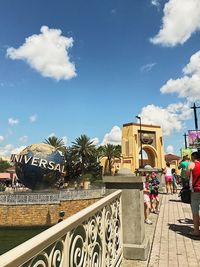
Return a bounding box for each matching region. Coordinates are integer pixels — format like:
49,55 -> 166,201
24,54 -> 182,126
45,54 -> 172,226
143,174 -> 153,224
149,172 -> 160,214
172,168 -> 178,193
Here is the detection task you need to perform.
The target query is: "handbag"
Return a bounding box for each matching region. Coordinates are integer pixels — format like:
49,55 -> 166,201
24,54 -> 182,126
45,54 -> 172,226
180,187 -> 191,204
180,174 -> 200,204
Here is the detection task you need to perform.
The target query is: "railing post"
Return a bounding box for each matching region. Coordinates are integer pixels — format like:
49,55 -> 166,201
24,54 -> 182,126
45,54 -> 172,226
103,169 -> 150,261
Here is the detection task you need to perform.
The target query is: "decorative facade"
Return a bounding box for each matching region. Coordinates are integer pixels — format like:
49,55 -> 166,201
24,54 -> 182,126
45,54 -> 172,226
122,123 -> 165,172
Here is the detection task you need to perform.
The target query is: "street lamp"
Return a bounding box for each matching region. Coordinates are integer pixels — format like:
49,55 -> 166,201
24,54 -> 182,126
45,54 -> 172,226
136,115 -> 144,168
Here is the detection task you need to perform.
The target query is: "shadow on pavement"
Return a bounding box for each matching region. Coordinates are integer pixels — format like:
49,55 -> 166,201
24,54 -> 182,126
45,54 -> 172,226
168,223 -> 190,236
168,223 -> 200,240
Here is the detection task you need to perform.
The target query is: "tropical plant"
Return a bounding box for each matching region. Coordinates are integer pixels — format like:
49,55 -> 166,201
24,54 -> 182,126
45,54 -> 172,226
72,135 -> 96,176
64,147 -> 82,182
0,183 -> 6,192
0,160 -> 12,173
98,144 -> 121,175
44,136 -> 66,153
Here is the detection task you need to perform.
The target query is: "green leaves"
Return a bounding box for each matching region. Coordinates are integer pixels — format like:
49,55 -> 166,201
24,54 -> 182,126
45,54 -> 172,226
98,144 -> 121,175
44,136 -> 66,154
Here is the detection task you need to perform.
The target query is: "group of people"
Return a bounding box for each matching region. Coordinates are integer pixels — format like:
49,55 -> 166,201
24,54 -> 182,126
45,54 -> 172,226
143,152 -> 200,237
143,172 -> 160,224
143,165 -> 179,225
185,152 -> 200,237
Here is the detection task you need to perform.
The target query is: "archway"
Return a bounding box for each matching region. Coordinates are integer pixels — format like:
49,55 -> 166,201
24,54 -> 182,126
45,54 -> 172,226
139,145 -> 158,168
122,122 -> 165,171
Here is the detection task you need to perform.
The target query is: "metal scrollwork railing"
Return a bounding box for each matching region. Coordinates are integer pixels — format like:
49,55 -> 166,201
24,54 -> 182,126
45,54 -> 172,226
0,190 -> 122,267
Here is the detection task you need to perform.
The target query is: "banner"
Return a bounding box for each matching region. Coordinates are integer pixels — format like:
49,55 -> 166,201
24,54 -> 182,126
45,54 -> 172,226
188,130 -> 200,148
180,148 -> 192,159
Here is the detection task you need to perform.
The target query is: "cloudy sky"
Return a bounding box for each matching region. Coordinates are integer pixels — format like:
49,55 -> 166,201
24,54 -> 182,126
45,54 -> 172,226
0,0 -> 200,157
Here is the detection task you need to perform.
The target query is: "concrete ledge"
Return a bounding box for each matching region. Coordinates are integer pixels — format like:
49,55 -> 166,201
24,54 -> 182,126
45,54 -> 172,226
104,176 -> 145,183
123,237 -> 150,261
103,176 -> 145,190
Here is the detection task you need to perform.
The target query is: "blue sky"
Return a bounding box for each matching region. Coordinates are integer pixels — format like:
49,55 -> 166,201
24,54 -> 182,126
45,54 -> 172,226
0,0 -> 200,157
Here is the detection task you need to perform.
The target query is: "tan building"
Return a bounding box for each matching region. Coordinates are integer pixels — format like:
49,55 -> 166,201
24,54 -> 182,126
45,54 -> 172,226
100,156 -> 122,176
122,123 -> 165,172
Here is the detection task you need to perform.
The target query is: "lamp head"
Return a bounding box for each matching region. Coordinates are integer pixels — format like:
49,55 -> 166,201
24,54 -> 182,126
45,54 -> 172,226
136,115 -> 141,120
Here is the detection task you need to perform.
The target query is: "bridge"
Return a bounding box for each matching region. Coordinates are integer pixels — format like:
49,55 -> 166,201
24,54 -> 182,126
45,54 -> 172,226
0,173 -> 200,266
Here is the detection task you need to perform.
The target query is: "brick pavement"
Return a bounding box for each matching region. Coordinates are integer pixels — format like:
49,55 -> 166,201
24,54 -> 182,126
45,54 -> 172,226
149,193 -> 200,267
123,192 -> 200,267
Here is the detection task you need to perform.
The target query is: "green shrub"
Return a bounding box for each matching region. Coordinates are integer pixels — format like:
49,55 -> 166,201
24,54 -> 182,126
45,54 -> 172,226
0,183 -> 6,192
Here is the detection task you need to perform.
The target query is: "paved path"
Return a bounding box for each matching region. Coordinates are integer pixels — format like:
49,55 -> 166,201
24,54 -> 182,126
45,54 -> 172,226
149,193 -> 200,267
123,192 -> 200,267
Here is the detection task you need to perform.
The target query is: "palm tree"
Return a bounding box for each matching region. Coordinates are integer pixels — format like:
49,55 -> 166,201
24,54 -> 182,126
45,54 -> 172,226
72,135 -> 96,176
99,144 -> 121,175
44,136 -> 66,153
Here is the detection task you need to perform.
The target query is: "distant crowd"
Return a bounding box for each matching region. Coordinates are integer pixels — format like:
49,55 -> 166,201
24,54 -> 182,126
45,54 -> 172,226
0,180 -> 29,193
143,151 -> 200,237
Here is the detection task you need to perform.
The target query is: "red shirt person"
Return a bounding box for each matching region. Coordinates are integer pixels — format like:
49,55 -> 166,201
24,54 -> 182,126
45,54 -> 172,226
187,152 -> 200,237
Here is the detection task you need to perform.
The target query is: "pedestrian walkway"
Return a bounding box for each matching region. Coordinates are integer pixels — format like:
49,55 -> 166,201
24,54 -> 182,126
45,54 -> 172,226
149,193 -> 200,267
123,192 -> 200,267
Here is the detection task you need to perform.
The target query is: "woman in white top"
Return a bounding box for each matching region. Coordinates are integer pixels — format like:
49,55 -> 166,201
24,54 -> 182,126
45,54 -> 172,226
164,162 -> 173,194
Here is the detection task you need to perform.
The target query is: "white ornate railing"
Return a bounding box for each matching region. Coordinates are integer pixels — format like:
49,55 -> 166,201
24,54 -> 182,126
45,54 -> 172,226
0,188 -> 106,204
0,190 -> 122,267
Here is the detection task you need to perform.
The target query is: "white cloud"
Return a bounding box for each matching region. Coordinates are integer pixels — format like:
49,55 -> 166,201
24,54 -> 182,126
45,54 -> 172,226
101,126 -> 122,145
48,133 -> 56,138
29,114 -> 37,123
0,144 -> 26,157
7,25 -> 77,81
151,0 -> 160,7
19,135 -> 28,144
8,118 -> 19,125
140,63 -> 156,72
62,136 -> 68,146
150,0 -> 200,46
11,146 -> 26,155
0,81 -> 14,88
166,145 -> 174,154
0,136 -> 4,142
91,137 -> 99,146
160,50 -> 200,101
111,9 -> 117,15
139,103 -> 192,136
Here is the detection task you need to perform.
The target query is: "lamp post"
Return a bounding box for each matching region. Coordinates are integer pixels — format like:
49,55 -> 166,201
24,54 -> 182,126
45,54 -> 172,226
183,133 -> 188,149
136,115 -> 143,168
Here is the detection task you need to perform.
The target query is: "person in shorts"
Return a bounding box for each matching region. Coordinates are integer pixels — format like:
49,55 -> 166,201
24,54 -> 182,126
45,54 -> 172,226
186,152 -> 200,237
149,172 -> 160,214
143,174 -> 153,225
164,162 -> 173,194
172,168 -> 178,193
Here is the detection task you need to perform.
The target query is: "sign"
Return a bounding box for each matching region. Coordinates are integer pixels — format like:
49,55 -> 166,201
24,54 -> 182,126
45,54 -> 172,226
188,130 -> 200,148
10,154 -> 65,174
180,148 -> 192,159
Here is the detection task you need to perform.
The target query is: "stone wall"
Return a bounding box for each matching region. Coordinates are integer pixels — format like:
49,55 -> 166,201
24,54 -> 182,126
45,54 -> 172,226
0,199 -> 97,226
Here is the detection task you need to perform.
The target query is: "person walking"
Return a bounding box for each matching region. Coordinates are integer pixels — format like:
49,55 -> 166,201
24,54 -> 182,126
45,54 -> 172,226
172,168 -> 178,193
164,162 -> 173,194
150,172 -> 160,214
178,155 -> 190,188
187,152 -> 200,237
143,174 -> 153,225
